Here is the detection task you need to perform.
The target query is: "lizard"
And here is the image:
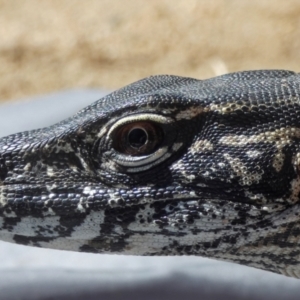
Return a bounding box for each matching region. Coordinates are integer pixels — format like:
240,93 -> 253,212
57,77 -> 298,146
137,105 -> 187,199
0,69 -> 300,278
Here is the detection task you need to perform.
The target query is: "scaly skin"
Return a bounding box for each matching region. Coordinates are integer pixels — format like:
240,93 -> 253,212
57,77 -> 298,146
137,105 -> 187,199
1,70 -> 300,277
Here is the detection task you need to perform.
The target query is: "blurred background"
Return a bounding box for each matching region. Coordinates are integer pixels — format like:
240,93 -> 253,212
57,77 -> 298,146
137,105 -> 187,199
1,2 -> 300,299
1,0 -> 300,102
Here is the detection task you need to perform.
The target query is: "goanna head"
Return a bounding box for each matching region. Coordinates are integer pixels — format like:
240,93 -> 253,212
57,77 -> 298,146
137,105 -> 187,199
1,70 -> 300,277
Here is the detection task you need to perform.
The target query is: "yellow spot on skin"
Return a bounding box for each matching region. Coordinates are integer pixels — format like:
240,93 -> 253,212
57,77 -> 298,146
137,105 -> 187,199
223,154 -> 262,186
273,151 -> 285,172
190,140 -> 213,154
290,177 -> 300,204
23,163 -> 32,171
175,106 -> 204,120
290,152 -> 300,204
220,127 -> 300,146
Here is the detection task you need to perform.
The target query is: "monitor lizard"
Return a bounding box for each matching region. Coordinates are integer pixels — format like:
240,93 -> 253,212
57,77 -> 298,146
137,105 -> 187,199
0,69 -> 300,278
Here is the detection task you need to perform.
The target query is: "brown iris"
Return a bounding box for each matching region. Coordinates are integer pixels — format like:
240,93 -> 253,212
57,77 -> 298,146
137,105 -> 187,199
112,121 -> 163,156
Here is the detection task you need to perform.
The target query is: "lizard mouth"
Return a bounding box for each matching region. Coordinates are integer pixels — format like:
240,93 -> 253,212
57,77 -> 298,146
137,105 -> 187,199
0,179 -> 286,231
0,179 -> 287,216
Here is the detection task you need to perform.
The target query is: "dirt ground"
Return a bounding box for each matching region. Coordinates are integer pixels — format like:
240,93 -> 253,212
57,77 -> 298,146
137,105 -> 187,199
1,0 -> 300,102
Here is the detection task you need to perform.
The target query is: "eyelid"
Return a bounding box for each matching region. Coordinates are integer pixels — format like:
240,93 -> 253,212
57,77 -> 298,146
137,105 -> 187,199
111,146 -> 169,167
106,114 -> 173,139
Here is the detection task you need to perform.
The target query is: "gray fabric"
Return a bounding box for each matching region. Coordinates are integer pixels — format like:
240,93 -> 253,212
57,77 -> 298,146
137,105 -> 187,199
0,89 -> 109,137
0,90 -> 299,300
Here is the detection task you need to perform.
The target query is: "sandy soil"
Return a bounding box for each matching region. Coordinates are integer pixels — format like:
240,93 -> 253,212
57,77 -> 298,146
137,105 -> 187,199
0,0 -> 300,102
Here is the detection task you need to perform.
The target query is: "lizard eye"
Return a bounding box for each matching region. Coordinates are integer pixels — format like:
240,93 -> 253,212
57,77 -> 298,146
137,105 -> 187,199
102,114 -> 179,172
112,121 -> 163,156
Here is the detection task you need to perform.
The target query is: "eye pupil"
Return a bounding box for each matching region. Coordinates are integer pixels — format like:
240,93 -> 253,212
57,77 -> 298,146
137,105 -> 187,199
128,128 -> 148,148
112,120 -> 163,156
